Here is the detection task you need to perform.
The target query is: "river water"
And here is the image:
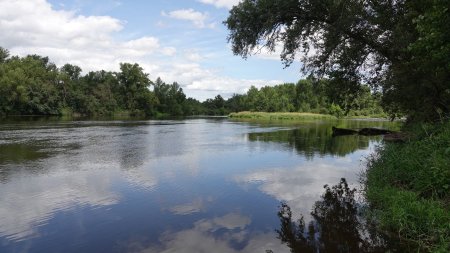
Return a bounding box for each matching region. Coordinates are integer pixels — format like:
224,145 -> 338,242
0,118 -> 399,253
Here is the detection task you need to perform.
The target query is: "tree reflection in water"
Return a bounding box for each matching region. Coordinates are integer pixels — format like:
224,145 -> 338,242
270,178 -> 388,253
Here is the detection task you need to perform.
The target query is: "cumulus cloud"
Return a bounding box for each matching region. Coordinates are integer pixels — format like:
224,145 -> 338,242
0,0 -> 287,101
184,49 -> 204,62
157,63 -> 282,100
198,0 -> 241,9
0,0 -> 123,48
0,0 -> 173,72
162,9 -> 214,29
161,46 -> 177,56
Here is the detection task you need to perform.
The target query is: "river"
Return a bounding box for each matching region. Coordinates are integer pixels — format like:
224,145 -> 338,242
0,117 -> 399,253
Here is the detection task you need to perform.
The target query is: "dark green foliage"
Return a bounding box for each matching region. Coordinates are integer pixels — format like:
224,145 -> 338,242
225,0 -> 450,121
203,95 -> 226,115
153,77 -> 187,116
365,121 -> 450,251
225,93 -> 247,113
0,47 -> 9,63
225,79 -> 385,117
0,47 -> 385,117
0,54 -> 60,115
183,98 -> 206,115
69,70 -> 118,115
117,63 -> 155,115
0,48 -> 193,117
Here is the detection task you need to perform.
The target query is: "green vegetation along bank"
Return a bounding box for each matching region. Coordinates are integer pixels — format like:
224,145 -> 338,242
229,111 -> 337,121
365,121 -> 450,252
0,47 -> 387,118
225,1 -> 450,250
225,0 -> 449,122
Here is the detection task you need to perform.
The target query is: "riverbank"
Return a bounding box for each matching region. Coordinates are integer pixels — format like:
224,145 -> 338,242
364,121 -> 450,252
229,111 -> 337,120
228,111 -> 393,121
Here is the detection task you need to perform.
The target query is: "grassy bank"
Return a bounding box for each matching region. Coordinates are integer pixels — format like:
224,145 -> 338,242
365,121 -> 450,252
229,111 -> 337,120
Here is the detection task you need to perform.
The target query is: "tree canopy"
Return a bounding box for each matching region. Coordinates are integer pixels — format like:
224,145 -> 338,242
0,49 -> 188,117
0,46 -> 385,118
225,0 -> 450,121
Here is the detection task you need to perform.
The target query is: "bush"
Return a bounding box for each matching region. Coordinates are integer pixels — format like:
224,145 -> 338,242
329,103 -> 344,118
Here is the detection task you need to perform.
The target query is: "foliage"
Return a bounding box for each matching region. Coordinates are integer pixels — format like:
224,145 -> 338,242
226,79 -> 385,117
0,48 -> 203,117
229,111 -> 335,121
225,0 -> 450,121
181,98 -> 203,116
329,103 -> 344,118
365,121 -> 450,251
0,47 -> 9,63
0,54 -> 60,115
153,77 -> 187,116
0,47 -> 386,118
203,94 -> 226,115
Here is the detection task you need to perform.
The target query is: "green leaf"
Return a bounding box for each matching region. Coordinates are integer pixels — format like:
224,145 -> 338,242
445,147 -> 450,155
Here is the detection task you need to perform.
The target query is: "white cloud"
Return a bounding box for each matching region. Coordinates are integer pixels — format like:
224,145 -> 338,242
0,0 -> 174,72
252,43 -> 284,61
162,9 -> 214,29
184,49 -> 204,62
161,46 -> 177,56
0,0 -> 287,101
198,0 -> 241,9
247,28 -> 315,62
187,76 -> 282,100
157,63 -> 282,100
122,37 -> 161,55
0,6 -> 120,49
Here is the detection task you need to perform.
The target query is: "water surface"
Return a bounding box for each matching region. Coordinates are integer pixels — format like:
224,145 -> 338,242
0,118 -> 399,252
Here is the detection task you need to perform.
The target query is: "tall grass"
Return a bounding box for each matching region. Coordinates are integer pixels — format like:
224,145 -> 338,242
228,111 -> 337,120
364,121 -> 450,252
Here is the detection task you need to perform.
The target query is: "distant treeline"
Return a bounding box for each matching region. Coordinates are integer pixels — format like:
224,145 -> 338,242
222,80 -> 385,117
0,47 -> 384,117
0,47 -> 195,117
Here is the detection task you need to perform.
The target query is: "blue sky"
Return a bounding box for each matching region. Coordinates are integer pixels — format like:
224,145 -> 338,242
0,0 -> 303,100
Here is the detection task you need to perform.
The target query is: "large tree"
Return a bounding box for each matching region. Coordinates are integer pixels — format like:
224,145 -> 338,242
117,63 -> 158,114
225,0 -> 450,121
0,54 -> 60,115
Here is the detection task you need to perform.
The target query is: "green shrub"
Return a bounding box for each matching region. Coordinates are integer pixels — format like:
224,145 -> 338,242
329,103 -> 344,118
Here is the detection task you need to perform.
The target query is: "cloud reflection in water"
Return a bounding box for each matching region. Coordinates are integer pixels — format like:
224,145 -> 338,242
0,169 -> 120,241
127,213 -> 289,253
234,146 -> 375,219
